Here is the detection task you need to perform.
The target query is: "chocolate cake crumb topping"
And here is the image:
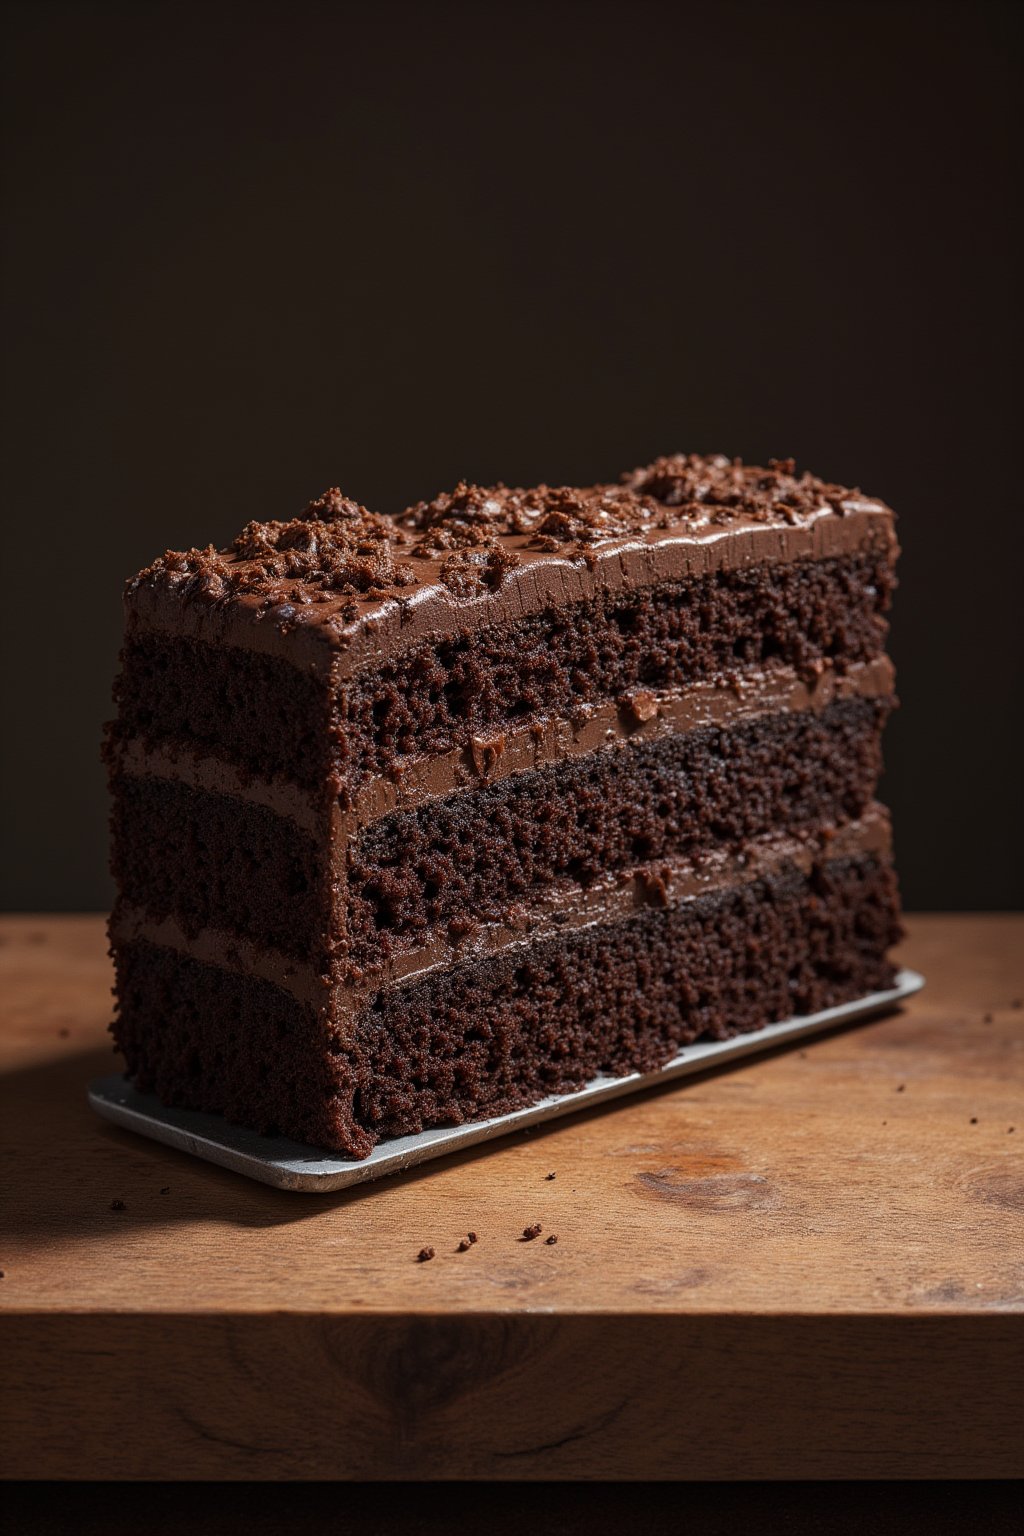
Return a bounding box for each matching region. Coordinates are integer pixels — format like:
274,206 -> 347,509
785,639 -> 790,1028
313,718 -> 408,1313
404,479 -> 668,552
129,488 -> 416,613
437,541 -> 522,596
523,484 -> 668,545
623,689 -> 659,724
126,455 -> 883,625
622,453 -> 862,521
405,480 -> 522,547
417,1246 -> 435,1262
521,1222 -> 542,1240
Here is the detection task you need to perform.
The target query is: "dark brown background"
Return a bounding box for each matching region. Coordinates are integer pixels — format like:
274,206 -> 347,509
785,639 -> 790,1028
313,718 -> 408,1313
2,0 -> 1021,911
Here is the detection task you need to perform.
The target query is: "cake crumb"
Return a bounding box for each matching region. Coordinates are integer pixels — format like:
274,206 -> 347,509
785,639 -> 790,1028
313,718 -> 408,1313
1011,998 -> 1022,1009
623,689 -> 659,724
467,1231 -> 478,1244
983,1013 -> 994,1023
970,1117 -> 979,1125
456,1239 -> 472,1252
521,1223 -> 542,1241
896,1084 -> 905,1093
417,1247 -> 435,1263
1009,1127 -> 1015,1134
58,1028 -> 69,1038
545,1234 -> 558,1245
110,1199 -> 126,1211
545,1172 -> 556,1181
159,1187 -> 170,1195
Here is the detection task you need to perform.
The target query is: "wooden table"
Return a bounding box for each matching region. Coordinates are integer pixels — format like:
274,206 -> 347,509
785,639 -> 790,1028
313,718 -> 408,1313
1,914 -> 1021,1481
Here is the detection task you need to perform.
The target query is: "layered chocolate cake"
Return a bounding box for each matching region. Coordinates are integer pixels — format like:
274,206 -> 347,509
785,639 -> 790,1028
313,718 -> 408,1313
106,454 -> 902,1156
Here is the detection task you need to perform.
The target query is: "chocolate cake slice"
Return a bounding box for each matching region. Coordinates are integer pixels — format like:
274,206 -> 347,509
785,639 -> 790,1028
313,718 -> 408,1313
105,454 -> 902,1156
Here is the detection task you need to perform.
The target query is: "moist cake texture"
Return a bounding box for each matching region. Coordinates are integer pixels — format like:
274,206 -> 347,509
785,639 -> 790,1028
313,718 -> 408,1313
106,454 -> 902,1154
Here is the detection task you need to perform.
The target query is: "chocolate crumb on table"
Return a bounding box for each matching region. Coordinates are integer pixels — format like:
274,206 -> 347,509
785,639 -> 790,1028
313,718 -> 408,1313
456,1239 -> 472,1252
545,1172 -> 556,1180
896,1084 -> 905,1093
545,1234 -> 558,1245
110,1199 -> 126,1211
970,1117 -> 979,1125
521,1223 -> 542,1241
159,1187 -> 170,1194
416,1247 -> 435,1263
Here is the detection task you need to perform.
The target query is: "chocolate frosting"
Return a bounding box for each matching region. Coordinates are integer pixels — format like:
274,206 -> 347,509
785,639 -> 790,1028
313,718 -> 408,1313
124,454 -> 897,677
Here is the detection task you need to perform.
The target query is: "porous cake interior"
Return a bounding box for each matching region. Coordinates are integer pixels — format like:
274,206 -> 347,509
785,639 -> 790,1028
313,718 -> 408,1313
113,554 -> 893,787
106,457 -> 903,1154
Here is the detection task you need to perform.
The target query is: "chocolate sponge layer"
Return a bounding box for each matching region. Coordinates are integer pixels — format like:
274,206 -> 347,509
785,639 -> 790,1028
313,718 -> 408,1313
109,775 -> 327,958
111,552 -> 893,791
348,696 -> 892,960
342,554 -> 894,785
109,696 -> 890,964
111,853 -> 901,1157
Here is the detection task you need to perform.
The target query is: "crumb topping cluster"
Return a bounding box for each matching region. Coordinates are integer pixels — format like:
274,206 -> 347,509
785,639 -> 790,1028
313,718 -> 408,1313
622,453 -> 862,523
401,478 -> 676,592
403,479 -> 667,552
129,488 -> 415,620
129,455 -> 867,614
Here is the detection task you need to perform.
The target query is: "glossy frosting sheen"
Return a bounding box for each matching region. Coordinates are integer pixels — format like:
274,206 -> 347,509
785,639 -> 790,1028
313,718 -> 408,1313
125,454 -> 897,676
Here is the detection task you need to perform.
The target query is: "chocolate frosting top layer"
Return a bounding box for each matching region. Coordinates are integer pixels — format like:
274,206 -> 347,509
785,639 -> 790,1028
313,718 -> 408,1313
125,454 -> 896,676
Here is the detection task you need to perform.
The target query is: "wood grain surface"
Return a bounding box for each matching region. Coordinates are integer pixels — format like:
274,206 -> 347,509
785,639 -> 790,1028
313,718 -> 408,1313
1,914 -> 1022,1479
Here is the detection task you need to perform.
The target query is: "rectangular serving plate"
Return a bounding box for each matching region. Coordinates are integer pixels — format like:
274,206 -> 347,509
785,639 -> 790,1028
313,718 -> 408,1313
89,968 -> 924,1192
